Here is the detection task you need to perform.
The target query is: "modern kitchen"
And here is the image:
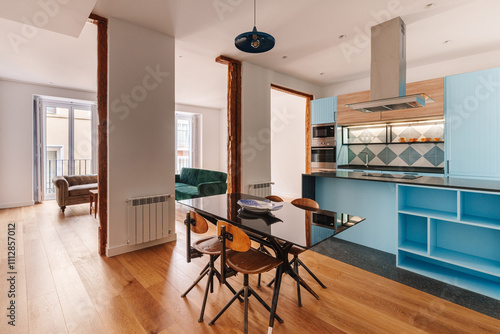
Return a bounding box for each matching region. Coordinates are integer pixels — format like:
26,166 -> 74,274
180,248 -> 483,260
2,1 -> 500,333
304,17 -> 500,307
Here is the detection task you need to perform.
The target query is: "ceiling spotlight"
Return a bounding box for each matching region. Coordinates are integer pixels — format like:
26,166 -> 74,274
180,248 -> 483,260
426,3 -> 435,9
338,35 -> 347,39
282,56 -> 288,59
320,72 -> 326,76
443,40 -> 452,44
234,0 -> 275,53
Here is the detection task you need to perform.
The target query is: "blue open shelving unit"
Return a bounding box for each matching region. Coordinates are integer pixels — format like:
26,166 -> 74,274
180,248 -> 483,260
397,184 -> 500,299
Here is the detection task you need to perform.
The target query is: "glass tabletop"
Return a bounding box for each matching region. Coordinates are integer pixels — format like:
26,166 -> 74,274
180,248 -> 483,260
177,193 -> 365,249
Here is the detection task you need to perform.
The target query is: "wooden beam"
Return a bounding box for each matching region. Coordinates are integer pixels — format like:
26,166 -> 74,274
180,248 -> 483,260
270,84 -> 314,174
216,56 -> 242,194
90,13 -> 108,256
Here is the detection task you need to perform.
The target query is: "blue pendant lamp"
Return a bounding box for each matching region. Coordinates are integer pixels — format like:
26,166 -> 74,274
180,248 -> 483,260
234,0 -> 275,53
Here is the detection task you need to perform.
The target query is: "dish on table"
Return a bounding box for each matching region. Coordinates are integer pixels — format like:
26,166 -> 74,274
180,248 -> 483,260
237,199 -> 283,213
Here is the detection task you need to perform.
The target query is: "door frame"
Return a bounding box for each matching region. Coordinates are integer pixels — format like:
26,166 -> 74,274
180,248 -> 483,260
270,84 -> 314,173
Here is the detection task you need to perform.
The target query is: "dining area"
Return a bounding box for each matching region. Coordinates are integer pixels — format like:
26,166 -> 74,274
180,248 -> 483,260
176,193 -> 365,333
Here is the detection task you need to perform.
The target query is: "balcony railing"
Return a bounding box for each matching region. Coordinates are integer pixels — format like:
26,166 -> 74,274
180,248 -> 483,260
176,156 -> 190,174
45,159 -> 92,194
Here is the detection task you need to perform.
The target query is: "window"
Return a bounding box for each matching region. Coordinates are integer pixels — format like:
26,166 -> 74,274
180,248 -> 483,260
175,112 -> 201,173
39,98 -> 97,199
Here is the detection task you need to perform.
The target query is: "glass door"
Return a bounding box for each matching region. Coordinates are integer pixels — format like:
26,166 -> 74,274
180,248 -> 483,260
43,100 -> 96,199
175,115 -> 193,174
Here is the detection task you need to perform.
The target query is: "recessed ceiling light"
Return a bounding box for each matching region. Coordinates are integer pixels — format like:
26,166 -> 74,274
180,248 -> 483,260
178,55 -> 183,58
426,3 -> 435,9
443,40 -> 452,44
49,81 -> 53,84
282,56 -> 288,59
320,72 -> 326,76
338,35 -> 347,39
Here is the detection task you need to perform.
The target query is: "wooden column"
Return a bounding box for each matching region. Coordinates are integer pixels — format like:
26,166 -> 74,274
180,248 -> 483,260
216,56 -> 242,194
89,13 -> 108,256
270,84 -> 314,174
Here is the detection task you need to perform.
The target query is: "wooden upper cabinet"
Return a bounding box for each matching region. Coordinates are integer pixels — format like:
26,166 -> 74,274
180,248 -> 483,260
336,77 -> 444,125
381,77 -> 444,121
336,90 -> 380,125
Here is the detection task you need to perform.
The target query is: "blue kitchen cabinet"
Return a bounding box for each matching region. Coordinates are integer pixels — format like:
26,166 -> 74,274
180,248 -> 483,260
397,184 -> 500,299
445,67 -> 500,179
311,96 -> 337,124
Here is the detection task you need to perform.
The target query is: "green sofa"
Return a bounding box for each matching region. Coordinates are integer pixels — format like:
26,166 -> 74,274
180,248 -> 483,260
175,168 -> 227,200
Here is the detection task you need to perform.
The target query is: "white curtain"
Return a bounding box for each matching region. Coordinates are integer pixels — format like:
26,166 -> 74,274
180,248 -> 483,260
33,96 -> 44,203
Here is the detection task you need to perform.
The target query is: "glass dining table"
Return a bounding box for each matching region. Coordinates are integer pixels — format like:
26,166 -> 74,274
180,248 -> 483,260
177,193 -> 365,333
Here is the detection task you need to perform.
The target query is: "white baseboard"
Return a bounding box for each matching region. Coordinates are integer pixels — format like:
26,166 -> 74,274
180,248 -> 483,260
106,233 -> 177,257
0,201 -> 34,209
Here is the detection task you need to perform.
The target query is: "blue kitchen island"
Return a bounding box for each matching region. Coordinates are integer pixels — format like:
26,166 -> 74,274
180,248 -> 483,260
303,171 -> 500,300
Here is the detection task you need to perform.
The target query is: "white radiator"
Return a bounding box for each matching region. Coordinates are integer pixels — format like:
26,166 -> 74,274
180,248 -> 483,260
127,194 -> 171,245
248,182 -> 274,197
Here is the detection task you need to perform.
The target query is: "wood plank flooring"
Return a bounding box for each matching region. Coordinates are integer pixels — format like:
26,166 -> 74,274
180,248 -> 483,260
1,200 -> 499,333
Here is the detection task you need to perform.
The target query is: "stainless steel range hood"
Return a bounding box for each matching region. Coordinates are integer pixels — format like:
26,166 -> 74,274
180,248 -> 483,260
346,17 -> 433,113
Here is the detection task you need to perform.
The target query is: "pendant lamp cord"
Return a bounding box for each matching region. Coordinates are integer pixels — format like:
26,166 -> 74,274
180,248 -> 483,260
254,0 -> 256,26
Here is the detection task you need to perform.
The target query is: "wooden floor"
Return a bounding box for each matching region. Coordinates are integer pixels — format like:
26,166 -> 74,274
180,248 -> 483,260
1,201 -> 500,334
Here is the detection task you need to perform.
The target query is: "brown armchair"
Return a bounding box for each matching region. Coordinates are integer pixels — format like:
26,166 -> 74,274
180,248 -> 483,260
52,175 -> 98,213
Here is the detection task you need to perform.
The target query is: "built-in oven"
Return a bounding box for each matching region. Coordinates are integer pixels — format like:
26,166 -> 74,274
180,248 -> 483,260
311,122 -> 336,147
311,146 -> 336,172
311,122 -> 336,172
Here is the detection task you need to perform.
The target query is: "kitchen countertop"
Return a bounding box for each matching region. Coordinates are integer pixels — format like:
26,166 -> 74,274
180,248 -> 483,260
337,164 -> 444,174
305,170 -> 500,193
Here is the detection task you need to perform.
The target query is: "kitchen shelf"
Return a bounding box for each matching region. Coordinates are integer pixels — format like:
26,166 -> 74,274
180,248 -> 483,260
397,184 -> 500,299
398,251 -> 500,300
431,248 -> 500,277
398,185 -> 458,220
398,213 -> 428,255
342,120 -> 444,145
398,207 -> 458,221
347,141 -> 443,145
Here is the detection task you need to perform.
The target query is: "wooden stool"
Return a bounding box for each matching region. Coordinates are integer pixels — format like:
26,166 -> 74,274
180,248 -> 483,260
89,189 -> 98,218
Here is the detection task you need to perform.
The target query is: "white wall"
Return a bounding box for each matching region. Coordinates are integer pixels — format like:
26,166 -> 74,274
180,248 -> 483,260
0,79 -> 96,209
219,107 -> 228,173
322,49 -> 500,96
175,103 -> 224,171
270,90 -> 306,198
241,62 -> 322,193
107,18 -> 176,256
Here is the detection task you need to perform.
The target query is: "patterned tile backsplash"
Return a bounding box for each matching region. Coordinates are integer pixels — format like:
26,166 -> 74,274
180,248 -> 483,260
344,121 -> 445,168
348,143 -> 445,167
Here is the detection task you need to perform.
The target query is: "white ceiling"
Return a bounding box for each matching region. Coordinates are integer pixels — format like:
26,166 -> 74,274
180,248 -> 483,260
1,0 -> 499,110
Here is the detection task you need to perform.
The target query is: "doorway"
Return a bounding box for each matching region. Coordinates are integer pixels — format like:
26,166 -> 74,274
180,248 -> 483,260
270,85 -> 312,198
37,97 -> 97,200
175,112 -> 201,173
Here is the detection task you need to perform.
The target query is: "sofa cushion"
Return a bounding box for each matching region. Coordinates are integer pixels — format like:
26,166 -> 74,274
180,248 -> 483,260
68,183 -> 98,196
179,168 -> 199,186
196,169 -> 227,184
66,175 -> 98,187
175,185 -> 200,200
175,182 -> 190,188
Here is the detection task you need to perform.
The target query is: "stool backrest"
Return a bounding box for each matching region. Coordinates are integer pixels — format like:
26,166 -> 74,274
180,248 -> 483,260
217,221 -> 251,252
190,211 -> 209,234
291,198 -> 320,211
266,195 -> 284,202
217,221 -> 251,284
185,211 -> 209,263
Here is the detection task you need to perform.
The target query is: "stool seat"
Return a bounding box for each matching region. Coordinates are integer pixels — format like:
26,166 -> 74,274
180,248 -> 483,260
288,245 -> 306,256
227,248 -> 282,275
193,236 -> 222,255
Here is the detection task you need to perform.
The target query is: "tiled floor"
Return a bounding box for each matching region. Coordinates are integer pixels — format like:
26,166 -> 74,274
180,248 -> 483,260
311,237 -> 500,320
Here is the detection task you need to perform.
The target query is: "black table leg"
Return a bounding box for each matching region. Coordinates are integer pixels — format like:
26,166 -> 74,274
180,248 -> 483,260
268,264 -> 283,333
